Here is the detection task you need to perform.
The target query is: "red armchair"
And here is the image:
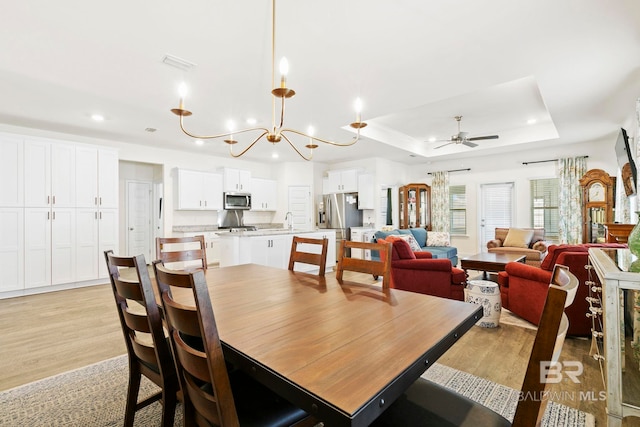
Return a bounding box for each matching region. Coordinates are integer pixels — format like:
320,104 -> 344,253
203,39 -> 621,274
381,236 -> 466,301
498,243 -> 625,335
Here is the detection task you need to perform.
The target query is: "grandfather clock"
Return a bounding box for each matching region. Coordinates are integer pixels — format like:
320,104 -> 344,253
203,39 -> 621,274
580,169 -> 615,243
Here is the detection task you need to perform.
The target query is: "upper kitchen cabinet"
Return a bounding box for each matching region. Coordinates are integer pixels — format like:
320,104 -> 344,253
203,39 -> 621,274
323,169 -> 359,194
0,135 -> 24,207
75,146 -> 119,208
24,139 -> 75,208
175,168 -> 223,211
223,168 -> 251,193
251,178 -> 277,211
357,173 -> 375,210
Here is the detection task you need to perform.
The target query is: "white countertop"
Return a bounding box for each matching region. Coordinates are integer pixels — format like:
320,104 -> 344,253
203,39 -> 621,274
216,229 -> 334,237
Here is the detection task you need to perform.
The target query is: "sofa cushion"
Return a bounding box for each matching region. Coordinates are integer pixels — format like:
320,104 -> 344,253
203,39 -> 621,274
503,228 -> 534,248
374,230 -> 399,241
426,246 -> 458,260
426,231 -> 450,247
409,228 -> 427,247
393,234 -> 422,252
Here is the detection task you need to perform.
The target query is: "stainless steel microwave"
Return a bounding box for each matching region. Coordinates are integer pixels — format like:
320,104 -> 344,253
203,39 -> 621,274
223,192 -> 251,210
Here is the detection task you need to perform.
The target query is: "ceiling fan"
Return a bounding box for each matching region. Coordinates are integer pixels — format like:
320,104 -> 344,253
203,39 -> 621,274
434,115 -> 499,149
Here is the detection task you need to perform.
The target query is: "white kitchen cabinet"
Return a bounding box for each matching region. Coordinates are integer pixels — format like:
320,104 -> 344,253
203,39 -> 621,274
98,149 -> 119,208
323,169 -> 359,194
24,208 -> 51,289
251,178 -> 277,211
357,174 -> 375,209
0,208 -> 24,292
0,136 -> 24,207
51,208 -> 76,285
98,208 -> 119,278
250,235 -> 292,269
223,168 -> 252,193
24,139 -> 76,208
175,169 -> 223,210
75,208 -> 99,281
76,147 -> 119,209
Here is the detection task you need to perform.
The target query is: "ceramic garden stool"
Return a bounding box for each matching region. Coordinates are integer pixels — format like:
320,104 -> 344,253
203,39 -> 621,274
464,280 -> 501,328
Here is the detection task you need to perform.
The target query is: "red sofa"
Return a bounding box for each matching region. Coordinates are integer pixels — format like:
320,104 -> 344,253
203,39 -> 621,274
380,236 -> 466,301
498,243 -> 625,336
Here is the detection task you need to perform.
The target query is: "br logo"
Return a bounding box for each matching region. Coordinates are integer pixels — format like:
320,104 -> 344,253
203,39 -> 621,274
540,361 -> 583,384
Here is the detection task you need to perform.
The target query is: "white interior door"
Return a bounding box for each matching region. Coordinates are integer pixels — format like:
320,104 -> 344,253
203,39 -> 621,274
480,182 -> 514,250
127,181 -> 152,260
288,186 -> 311,230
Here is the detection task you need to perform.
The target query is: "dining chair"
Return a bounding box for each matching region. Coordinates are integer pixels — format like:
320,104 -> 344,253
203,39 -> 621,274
336,240 -> 392,289
103,250 -> 179,427
288,236 -> 329,276
372,264 -> 579,427
156,235 -> 207,271
152,260 -> 311,427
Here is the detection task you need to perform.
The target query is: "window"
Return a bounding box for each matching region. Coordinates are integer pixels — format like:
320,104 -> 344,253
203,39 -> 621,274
449,185 -> 466,235
531,178 -> 559,242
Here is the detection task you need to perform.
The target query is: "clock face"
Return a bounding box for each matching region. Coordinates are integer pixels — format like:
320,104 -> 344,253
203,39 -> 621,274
588,182 -> 605,202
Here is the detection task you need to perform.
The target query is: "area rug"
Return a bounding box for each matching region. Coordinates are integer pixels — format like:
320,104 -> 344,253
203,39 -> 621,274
500,307 -> 538,330
0,355 -> 594,426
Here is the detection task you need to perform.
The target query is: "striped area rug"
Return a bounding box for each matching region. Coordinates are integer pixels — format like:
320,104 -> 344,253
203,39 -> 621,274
0,355 -> 594,426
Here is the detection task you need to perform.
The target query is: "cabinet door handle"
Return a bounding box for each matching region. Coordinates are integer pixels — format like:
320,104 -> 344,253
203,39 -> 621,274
95,197 -> 98,206
52,195 -> 56,204
47,196 -> 50,205
99,212 -> 102,219
52,211 -> 56,220
95,212 -> 98,219
204,200 -> 207,207
47,211 -> 50,220
99,197 -> 102,205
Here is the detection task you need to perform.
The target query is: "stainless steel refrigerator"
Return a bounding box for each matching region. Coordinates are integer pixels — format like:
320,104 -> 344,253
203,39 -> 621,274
320,193 -> 363,258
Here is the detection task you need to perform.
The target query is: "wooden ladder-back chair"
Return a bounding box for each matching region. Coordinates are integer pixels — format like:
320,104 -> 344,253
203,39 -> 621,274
336,240 -> 392,289
152,260 -> 310,427
372,264 -> 579,427
288,236 -> 329,276
103,251 -> 179,427
156,235 -> 207,271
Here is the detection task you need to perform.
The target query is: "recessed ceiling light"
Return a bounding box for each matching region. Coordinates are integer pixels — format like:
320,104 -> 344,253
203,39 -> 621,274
527,118 -> 537,125
194,139 -> 204,146
246,118 -> 257,126
272,151 -> 279,159
428,137 -> 436,142
91,114 -> 104,122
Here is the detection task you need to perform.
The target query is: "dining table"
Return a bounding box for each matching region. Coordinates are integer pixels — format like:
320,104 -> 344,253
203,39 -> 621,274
169,263 -> 483,426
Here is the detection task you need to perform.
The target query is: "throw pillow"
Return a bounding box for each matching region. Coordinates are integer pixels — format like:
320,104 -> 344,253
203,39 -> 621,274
503,228 -> 534,248
409,228 -> 427,247
392,234 -> 422,252
385,236 -> 416,260
426,232 -> 451,247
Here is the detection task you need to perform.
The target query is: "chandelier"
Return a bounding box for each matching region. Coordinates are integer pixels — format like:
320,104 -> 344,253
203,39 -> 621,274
170,0 -> 367,161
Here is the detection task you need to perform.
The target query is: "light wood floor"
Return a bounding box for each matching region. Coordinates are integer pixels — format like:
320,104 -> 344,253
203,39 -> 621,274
1,272 -> 639,426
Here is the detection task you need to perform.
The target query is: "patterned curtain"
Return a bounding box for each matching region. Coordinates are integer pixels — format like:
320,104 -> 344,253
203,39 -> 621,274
431,171 -> 450,232
558,157 -> 587,244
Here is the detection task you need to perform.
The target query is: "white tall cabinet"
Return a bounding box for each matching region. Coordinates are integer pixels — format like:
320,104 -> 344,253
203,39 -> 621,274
0,133 -> 119,297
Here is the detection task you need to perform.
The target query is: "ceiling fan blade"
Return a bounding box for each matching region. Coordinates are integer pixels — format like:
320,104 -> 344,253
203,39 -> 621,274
467,135 -> 499,141
462,141 -> 478,148
435,141 -> 454,149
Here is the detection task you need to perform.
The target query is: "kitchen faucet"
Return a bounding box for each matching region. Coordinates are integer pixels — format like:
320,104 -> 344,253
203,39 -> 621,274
285,212 -> 293,230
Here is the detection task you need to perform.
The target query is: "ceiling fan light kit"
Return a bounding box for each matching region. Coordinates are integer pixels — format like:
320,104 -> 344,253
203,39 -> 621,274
434,115 -> 499,149
170,0 -> 366,161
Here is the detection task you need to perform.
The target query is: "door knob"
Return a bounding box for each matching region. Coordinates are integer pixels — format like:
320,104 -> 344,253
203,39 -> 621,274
129,227 -> 134,231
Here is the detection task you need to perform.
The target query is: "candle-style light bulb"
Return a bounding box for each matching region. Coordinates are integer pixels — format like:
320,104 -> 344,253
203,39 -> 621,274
227,119 -> 235,140
279,57 -> 289,88
178,82 -> 188,109
354,97 -> 363,123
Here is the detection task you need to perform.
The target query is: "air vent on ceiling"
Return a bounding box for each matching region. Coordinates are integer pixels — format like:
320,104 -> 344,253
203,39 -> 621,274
162,54 -> 197,71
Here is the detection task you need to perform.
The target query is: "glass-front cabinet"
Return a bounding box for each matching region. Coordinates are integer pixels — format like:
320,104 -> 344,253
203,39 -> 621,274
399,183 -> 431,230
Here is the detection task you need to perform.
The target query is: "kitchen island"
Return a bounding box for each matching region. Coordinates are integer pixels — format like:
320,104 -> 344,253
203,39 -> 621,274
218,229 -> 336,272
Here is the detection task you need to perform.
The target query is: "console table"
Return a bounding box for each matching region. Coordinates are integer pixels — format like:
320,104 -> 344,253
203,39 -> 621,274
588,248 -> 640,426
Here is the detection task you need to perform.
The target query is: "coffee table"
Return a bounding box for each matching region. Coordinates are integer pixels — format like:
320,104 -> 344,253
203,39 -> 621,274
460,252 -> 526,280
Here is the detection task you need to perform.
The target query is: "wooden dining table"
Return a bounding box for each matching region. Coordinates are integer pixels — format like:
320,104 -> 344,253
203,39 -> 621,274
169,263 -> 483,426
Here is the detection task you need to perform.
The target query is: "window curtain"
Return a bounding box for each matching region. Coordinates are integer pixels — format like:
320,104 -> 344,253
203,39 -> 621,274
558,157 -> 586,244
431,171 -> 450,232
